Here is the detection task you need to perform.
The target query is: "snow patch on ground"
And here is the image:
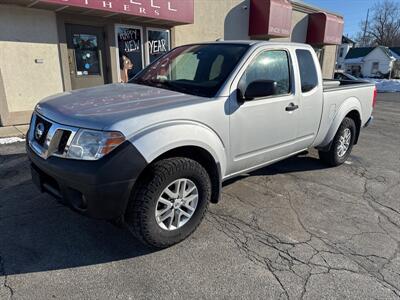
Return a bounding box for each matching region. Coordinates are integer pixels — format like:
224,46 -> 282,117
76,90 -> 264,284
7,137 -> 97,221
367,79 -> 400,93
0,137 -> 25,145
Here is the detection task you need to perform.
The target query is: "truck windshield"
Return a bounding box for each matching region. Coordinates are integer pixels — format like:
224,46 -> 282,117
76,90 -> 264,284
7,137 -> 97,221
131,44 -> 249,98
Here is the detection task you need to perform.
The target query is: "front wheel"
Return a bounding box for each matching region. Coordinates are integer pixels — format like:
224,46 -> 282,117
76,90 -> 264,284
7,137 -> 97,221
319,117 -> 356,166
125,157 -> 211,248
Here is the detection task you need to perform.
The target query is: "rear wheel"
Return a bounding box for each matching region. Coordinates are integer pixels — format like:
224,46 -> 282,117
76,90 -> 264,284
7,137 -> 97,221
319,117 -> 356,166
125,157 -> 211,248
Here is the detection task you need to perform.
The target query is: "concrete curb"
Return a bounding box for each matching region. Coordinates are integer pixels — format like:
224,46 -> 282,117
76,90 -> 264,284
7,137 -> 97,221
0,125 -> 29,139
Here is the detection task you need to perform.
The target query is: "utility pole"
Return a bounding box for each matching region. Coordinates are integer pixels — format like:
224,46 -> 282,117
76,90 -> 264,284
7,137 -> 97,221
362,9 -> 369,46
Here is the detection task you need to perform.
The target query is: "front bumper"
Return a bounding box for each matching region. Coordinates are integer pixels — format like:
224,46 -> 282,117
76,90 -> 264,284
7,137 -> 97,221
27,141 -> 147,221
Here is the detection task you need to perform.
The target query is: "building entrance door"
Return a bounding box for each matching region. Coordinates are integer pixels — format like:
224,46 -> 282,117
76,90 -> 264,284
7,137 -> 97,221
66,24 -> 107,90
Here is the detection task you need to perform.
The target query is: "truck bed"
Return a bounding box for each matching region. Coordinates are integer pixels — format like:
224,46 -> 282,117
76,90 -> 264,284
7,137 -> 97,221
323,79 -> 374,92
312,79 -> 375,148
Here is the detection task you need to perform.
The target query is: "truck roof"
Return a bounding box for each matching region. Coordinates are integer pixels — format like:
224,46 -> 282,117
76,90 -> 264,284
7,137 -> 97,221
184,40 -> 313,49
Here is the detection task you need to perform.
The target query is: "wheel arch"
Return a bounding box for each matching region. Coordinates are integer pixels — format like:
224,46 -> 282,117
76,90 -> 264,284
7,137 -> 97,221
154,146 -> 222,203
318,97 -> 362,150
130,122 -> 227,203
345,110 -> 361,145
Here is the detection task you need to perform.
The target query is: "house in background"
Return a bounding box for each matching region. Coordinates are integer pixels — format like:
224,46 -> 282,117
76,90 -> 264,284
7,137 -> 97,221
344,46 -> 399,78
336,36 -> 355,70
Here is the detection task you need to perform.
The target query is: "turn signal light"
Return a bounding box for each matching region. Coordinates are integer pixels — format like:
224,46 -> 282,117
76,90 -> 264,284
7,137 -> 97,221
100,132 -> 126,155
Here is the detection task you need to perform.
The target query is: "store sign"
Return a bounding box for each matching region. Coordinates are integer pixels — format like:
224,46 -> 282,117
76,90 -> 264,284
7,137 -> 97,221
40,0 -> 194,23
116,26 -> 143,82
147,29 -> 170,63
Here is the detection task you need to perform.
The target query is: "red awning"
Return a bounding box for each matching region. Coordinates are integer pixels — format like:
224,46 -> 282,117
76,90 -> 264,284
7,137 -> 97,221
306,12 -> 344,45
38,0 -> 194,24
249,0 -> 292,38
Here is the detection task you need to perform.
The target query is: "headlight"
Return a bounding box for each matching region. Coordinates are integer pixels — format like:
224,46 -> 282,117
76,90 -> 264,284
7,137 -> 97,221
66,129 -> 125,160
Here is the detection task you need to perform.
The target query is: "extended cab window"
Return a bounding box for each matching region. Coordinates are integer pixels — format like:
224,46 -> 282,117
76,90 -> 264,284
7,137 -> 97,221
296,49 -> 318,93
240,50 -> 291,96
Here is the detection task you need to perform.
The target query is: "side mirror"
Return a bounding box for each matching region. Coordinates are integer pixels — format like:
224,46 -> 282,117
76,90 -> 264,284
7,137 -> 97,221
243,80 -> 277,100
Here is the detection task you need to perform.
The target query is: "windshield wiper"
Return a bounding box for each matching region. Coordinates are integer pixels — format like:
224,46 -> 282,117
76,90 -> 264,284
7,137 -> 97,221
162,81 -> 207,96
133,78 -> 168,87
130,78 -> 147,85
133,79 -> 207,97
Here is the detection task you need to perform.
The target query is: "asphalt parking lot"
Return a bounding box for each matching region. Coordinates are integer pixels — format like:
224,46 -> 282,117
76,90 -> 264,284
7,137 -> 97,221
1,93 -> 399,299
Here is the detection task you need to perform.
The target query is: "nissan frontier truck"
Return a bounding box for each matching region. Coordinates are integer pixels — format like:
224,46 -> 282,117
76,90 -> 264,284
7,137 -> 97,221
27,41 -> 375,248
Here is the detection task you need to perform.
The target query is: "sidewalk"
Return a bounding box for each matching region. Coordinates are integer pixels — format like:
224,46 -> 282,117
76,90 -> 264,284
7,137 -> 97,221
0,124 -> 29,138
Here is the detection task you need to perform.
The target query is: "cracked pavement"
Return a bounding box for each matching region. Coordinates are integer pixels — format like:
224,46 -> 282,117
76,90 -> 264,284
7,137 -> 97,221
0,93 -> 399,299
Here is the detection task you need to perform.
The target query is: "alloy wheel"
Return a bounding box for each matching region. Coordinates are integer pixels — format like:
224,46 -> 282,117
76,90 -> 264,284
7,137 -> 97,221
155,178 -> 199,231
337,128 -> 351,158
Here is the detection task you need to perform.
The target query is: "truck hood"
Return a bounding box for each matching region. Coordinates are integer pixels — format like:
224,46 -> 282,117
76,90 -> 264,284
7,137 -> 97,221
36,83 -> 207,130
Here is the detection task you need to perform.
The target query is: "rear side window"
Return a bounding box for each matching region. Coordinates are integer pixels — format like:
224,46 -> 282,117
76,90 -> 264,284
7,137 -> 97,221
296,49 -> 318,93
240,50 -> 291,95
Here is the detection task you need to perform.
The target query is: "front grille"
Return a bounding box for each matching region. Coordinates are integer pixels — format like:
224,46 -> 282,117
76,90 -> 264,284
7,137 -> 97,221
28,112 -> 79,160
58,130 -> 72,154
34,115 -> 52,146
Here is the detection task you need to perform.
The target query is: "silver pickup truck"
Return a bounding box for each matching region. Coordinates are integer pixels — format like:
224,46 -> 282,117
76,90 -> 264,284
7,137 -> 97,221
27,41 -> 375,248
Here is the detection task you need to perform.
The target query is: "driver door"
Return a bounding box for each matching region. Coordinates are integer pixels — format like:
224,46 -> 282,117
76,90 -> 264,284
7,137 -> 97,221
228,49 -> 300,174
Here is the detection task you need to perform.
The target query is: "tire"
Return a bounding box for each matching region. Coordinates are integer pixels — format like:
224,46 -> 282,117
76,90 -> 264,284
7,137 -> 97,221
125,157 -> 211,248
319,117 -> 356,167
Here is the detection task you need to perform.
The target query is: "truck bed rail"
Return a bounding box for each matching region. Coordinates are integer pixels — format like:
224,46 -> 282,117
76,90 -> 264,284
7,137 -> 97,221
323,79 -> 375,92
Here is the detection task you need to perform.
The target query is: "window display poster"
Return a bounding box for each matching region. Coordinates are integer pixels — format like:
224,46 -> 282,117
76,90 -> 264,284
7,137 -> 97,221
73,34 -> 100,76
117,27 -> 143,82
148,30 -> 170,64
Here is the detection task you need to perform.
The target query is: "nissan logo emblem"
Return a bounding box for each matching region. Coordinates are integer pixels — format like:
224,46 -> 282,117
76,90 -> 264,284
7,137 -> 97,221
35,123 -> 45,140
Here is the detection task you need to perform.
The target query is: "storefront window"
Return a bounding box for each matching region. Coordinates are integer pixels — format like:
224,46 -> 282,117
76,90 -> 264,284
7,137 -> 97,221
147,29 -> 170,64
115,25 -> 143,83
72,34 -> 100,76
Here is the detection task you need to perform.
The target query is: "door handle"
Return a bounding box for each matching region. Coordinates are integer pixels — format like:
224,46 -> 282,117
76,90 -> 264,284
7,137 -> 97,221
285,103 -> 299,112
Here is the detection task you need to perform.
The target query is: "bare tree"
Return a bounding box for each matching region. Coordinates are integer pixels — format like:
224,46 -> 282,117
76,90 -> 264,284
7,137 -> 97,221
355,0 -> 400,47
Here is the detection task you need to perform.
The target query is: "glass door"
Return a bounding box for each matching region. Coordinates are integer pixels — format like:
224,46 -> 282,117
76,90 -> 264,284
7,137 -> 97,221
66,24 -> 107,90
